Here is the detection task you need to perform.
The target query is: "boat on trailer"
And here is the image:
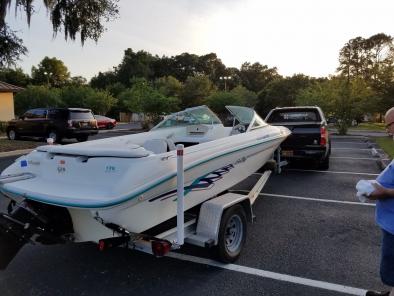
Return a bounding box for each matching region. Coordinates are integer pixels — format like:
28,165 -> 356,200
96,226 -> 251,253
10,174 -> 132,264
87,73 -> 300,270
0,105 -> 290,268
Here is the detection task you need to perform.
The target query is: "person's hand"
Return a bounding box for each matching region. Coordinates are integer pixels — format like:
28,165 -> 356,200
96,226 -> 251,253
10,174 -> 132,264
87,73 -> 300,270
369,183 -> 389,200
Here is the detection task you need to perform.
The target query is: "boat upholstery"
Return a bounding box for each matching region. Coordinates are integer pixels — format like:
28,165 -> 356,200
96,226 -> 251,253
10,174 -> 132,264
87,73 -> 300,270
143,138 -> 176,154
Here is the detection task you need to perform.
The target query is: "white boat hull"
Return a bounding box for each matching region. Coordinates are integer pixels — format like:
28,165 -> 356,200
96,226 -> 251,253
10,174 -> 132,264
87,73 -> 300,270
1,106 -> 290,243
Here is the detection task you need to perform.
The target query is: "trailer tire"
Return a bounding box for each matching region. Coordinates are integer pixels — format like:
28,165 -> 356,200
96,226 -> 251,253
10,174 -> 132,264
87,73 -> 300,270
216,204 -> 247,263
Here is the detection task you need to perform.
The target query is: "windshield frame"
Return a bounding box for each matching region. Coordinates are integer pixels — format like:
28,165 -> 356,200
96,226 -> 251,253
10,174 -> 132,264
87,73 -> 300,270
152,105 -> 223,129
225,105 -> 267,131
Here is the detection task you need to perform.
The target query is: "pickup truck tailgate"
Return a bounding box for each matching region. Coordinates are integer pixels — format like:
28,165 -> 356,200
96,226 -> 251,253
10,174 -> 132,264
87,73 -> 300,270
280,124 -> 322,148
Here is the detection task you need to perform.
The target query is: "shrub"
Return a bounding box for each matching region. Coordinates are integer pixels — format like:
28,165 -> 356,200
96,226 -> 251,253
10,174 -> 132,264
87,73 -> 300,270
0,121 -> 8,134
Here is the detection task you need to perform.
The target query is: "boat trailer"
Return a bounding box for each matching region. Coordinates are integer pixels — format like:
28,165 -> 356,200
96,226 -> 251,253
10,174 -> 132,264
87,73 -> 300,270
98,145 -> 281,263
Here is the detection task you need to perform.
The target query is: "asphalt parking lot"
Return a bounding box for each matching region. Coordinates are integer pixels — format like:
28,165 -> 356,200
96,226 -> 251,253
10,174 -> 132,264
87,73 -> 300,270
0,134 -> 389,296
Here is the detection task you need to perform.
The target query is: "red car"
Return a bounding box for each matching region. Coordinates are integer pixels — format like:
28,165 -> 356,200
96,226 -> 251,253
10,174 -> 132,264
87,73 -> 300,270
94,115 -> 117,129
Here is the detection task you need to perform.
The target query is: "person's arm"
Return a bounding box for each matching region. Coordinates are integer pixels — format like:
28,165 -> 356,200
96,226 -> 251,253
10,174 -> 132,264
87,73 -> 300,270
369,183 -> 394,200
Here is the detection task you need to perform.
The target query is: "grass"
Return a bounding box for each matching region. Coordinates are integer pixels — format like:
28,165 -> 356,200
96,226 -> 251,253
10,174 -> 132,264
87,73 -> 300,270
349,122 -> 386,131
0,138 -> 44,153
375,136 -> 394,158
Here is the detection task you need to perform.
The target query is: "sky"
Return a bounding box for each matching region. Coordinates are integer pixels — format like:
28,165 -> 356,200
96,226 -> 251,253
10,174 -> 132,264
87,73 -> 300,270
6,0 -> 394,81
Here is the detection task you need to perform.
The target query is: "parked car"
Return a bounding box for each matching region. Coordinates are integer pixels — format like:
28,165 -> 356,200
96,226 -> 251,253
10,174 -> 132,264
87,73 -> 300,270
94,115 -> 117,129
7,108 -> 99,143
265,106 -> 331,169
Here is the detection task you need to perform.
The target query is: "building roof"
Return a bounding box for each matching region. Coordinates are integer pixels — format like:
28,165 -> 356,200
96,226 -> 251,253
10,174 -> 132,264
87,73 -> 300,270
0,81 -> 24,93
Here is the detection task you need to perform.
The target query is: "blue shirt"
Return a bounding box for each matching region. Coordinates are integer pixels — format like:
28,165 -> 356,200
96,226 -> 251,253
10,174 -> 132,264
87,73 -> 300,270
376,160 -> 394,235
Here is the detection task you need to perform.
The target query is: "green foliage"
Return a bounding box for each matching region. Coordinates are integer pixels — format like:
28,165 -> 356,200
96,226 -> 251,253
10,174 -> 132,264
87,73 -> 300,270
375,137 -> 394,158
60,86 -> 116,114
106,82 -> 126,97
180,75 -> 215,108
116,49 -> 156,87
0,67 -> 30,86
337,33 -> 394,114
90,71 -> 118,89
255,74 -> 315,117
14,85 -> 116,116
1,0 -> 119,66
118,79 -> 179,122
196,53 -> 226,84
68,76 -> 87,86
154,76 -> 183,97
0,121 -> 8,133
206,91 -> 244,115
31,56 -> 70,87
296,77 -> 376,134
230,85 -> 257,107
239,62 -> 280,92
0,26 -> 27,67
14,85 -> 62,115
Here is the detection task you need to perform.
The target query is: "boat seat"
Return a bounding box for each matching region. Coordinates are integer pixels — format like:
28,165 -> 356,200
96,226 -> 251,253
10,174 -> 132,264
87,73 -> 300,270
143,139 -> 175,154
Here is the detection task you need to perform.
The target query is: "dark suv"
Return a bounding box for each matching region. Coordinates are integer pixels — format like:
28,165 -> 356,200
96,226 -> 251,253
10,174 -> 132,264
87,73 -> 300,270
7,108 -> 99,143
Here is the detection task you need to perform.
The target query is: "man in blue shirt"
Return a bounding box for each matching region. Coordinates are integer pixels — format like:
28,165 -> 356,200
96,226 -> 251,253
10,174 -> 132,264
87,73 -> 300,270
367,107 -> 394,296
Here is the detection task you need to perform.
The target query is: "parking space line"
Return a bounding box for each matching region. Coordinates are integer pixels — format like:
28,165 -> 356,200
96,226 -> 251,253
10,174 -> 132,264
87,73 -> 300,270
271,169 -> 379,176
234,190 -> 375,207
331,156 -> 388,161
254,170 -> 379,176
168,252 -> 367,296
332,142 -> 371,145
332,148 -> 382,151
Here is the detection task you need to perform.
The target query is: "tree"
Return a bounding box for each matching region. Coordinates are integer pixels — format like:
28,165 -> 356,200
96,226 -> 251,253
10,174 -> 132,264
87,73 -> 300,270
255,74 -> 314,117
0,25 -> 27,67
31,56 -> 70,87
68,76 -> 87,86
337,34 -> 394,115
196,53 -> 226,84
0,0 -> 119,66
85,89 -> 117,115
60,85 -> 116,114
90,70 -> 117,90
118,79 -> 179,123
0,67 -> 30,86
239,62 -> 280,92
230,85 -> 257,107
14,85 -> 61,115
206,91 -> 244,115
154,76 -> 183,97
115,49 -> 156,87
296,77 -> 376,134
172,53 -> 199,82
180,75 -> 215,108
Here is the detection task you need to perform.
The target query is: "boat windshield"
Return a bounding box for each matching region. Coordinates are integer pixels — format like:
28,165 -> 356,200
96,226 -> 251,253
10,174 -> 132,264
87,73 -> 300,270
153,106 -> 222,129
225,106 -> 267,130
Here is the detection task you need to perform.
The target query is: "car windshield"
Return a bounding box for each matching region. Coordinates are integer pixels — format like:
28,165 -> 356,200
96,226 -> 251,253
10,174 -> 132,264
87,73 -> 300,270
69,110 -> 94,120
153,106 -> 222,129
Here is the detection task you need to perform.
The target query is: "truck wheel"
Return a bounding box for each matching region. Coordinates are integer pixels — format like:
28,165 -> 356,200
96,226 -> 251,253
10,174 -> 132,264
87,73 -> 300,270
7,129 -> 19,140
48,130 -> 61,143
319,156 -> 330,170
216,205 -> 247,263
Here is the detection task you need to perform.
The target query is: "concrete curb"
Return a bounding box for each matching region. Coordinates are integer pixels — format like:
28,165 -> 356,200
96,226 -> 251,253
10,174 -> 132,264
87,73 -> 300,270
367,138 -> 391,171
0,149 -> 34,158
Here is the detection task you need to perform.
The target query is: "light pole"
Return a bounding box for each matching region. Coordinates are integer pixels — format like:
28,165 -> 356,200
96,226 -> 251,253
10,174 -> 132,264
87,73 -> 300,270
219,76 -> 232,91
43,71 -> 51,87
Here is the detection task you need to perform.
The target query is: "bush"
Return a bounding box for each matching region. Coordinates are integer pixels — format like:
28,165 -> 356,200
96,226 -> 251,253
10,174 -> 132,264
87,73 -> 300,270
0,121 -> 8,134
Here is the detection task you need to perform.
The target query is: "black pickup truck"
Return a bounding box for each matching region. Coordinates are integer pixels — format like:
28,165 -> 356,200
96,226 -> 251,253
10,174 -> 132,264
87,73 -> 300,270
265,106 -> 331,169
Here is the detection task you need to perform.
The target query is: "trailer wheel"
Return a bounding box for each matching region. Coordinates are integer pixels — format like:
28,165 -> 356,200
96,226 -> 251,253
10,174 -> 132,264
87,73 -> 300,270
217,205 -> 247,263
